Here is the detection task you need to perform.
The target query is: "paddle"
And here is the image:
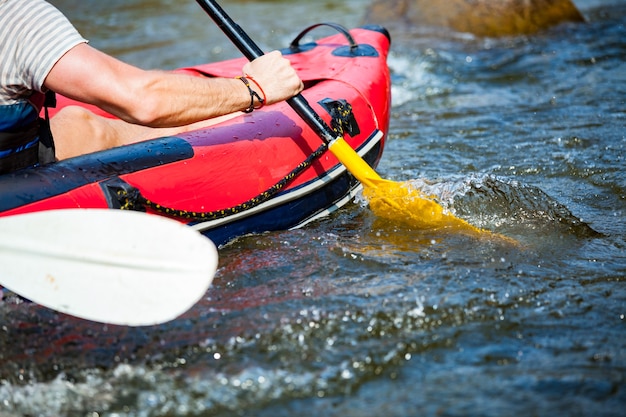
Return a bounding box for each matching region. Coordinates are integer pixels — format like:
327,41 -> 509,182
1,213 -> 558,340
0,209 -> 218,326
196,0 -> 484,234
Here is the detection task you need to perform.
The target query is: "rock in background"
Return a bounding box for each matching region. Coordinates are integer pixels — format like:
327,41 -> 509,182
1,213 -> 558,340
364,0 -> 584,36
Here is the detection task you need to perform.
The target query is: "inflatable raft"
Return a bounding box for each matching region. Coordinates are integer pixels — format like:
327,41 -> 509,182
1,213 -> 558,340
0,24 -> 391,246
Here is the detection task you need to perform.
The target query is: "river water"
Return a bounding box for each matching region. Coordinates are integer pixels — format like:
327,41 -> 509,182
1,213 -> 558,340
1,1 -> 624,416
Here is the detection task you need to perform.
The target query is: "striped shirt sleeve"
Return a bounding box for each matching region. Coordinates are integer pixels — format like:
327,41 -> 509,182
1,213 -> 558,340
0,0 -> 87,104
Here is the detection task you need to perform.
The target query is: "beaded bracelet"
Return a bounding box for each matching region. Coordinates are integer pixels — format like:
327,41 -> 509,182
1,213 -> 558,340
245,75 -> 267,104
236,75 -> 264,113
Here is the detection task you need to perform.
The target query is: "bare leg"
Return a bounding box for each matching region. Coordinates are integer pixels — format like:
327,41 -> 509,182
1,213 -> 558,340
51,106 -> 241,160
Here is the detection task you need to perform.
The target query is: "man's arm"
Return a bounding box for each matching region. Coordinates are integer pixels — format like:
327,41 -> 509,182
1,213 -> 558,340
44,43 -> 303,127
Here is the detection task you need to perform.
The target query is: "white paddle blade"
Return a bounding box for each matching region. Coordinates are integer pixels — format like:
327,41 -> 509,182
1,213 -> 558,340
0,209 -> 218,326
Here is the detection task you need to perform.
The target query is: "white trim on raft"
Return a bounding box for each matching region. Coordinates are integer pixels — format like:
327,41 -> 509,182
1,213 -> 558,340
291,182 -> 364,230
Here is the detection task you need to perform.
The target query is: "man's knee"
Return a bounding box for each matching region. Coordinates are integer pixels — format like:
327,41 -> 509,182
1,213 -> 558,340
51,106 -> 116,160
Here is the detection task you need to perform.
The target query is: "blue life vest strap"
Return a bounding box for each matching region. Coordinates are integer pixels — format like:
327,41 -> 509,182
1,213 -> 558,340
0,91 -> 56,174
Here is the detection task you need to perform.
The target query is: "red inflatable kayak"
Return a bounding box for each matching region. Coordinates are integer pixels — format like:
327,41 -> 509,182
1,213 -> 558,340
0,24 -> 391,246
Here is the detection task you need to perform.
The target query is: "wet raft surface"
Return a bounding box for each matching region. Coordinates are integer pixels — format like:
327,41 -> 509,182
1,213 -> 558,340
1,0 -> 625,415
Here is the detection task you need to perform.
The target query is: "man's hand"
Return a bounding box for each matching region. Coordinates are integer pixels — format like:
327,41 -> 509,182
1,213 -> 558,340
242,51 -> 304,105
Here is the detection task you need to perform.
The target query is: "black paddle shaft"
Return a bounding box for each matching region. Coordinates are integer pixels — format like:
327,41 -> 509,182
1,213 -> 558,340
196,0 -> 339,144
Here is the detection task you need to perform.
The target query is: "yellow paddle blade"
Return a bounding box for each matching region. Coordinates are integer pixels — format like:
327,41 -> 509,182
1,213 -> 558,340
365,181 -> 521,245
328,137 -> 482,234
362,180 -> 483,234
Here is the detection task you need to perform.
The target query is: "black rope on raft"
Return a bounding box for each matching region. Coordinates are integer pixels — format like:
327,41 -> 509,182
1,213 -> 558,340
119,143 -> 328,222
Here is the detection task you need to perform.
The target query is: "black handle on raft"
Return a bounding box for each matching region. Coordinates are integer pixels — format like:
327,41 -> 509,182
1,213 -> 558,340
196,0 -> 339,144
289,23 -> 358,52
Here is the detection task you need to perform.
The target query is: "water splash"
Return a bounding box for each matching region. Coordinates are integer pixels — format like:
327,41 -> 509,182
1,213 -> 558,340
400,174 -> 601,238
358,172 -> 601,245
